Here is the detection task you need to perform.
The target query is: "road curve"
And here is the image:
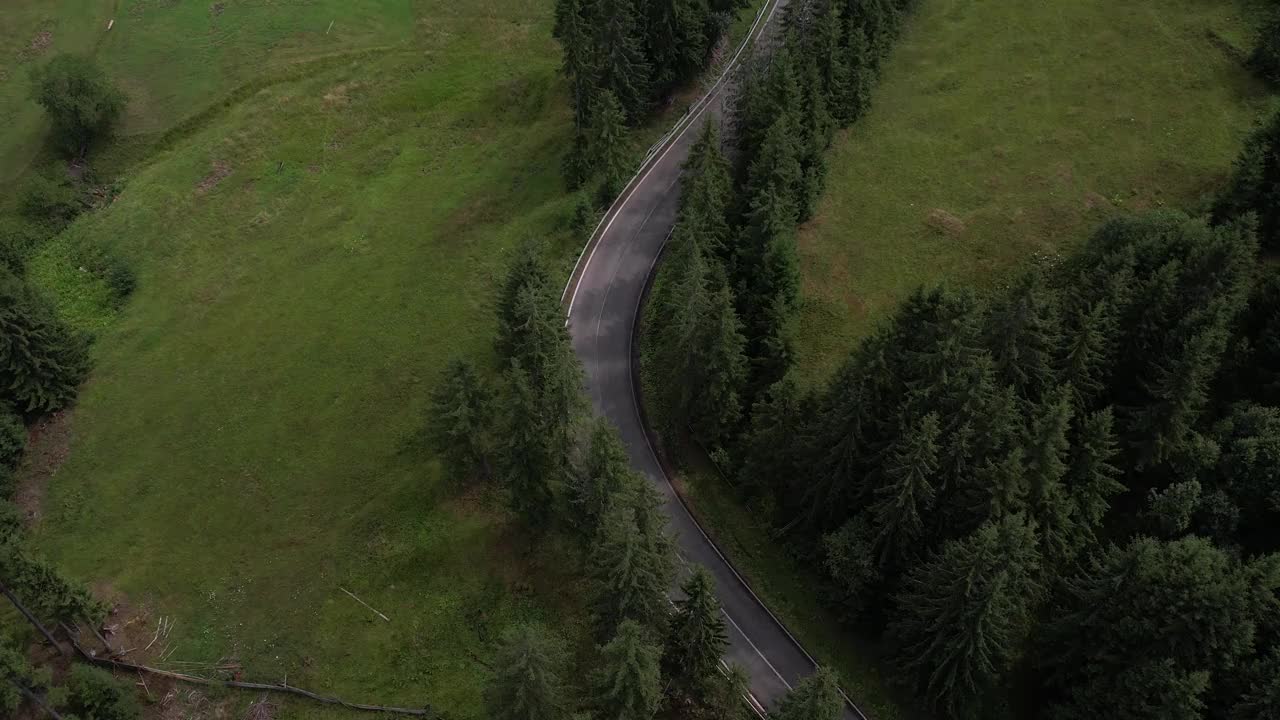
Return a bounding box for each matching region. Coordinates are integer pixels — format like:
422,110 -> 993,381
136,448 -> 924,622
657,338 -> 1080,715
562,3 -> 864,718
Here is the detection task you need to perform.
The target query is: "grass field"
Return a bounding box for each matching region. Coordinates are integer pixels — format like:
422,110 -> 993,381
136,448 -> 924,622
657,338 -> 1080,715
794,0 -> 1278,382
0,0 -> 413,181
16,1 -> 597,717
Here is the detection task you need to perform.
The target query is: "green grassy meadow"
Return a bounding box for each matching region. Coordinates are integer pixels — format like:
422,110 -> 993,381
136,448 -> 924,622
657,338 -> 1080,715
13,1 -> 601,717
794,0 -> 1278,382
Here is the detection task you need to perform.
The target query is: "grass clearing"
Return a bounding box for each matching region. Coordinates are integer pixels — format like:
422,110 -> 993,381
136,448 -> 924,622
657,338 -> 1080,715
794,0 -> 1278,382
21,1 -> 594,717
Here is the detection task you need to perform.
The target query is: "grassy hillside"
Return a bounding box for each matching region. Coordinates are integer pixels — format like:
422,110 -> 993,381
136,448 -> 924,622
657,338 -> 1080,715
19,1 -> 596,717
794,0 -> 1277,382
0,0 -> 412,181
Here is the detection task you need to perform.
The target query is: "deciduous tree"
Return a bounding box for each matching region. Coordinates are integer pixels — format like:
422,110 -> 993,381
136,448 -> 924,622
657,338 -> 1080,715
29,55 -> 125,157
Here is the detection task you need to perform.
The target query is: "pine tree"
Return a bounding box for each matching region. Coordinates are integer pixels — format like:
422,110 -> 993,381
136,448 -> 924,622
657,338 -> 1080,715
499,364 -> 558,528
592,0 -> 652,122
0,270 -> 88,413
1045,659 -> 1210,720
1127,326 -> 1225,469
679,121 -> 733,263
645,0 -> 711,93
592,619 -> 662,720
770,667 -> 842,720
589,480 -> 674,637
868,412 -> 940,570
1213,109 -> 1279,253
1024,390 -> 1077,567
984,273 -> 1061,403
1058,300 -> 1115,412
1040,537 -> 1256,704
810,1 -> 853,124
485,623 -> 570,720
738,375 -> 808,506
428,358 -> 496,483
570,419 -> 634,538
663,568 -> 728,708
592,90 -> 632,201
556,0 -> 598,129
735,173 -> 801,392
1062,407 -> 1123,550
796,56 -> 835,221
694,268 -> 748,445
496,242 -> 554,364
888,515 -> 1041,718
836,27 -> 875,123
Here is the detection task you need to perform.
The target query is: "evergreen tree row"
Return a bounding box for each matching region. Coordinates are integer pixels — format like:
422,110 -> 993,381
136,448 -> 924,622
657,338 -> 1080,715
555,0 -> 750,196
643,0 -> 918,451
726,210 -> 1280,720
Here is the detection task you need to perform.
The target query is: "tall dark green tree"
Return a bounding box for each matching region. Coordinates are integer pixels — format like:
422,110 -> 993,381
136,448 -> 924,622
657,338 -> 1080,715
679,121 -> 733,263
1062,407 -> 1123,550
570,419 -> 634,538
888,515 -> 1041,718
485,623 -> 570,720
592,619 -> 662,720
499,365 -> 558,528
1039,537 -> 1257,718
868,412 -> 940,570
770,667 -> 842,720
555,0 -> 598,129
592,90 -> 632,202
428,358 -> 496,483
737,375 -> 808,507
796,55 -> 835,220
663,568 -> 728,709
592,0 -> 652,122
645,0 -> 711,93
984,273 -> 1061,402
589,481 -> 674,637
1023,390 -> 1079,568
1213,109 -> 1279,253
0,270 -> 88,414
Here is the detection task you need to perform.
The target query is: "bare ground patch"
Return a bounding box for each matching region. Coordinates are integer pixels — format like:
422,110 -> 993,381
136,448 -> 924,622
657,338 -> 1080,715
925,208 -> 967,237
196,160 -> 232,195
13,409 -> 74,526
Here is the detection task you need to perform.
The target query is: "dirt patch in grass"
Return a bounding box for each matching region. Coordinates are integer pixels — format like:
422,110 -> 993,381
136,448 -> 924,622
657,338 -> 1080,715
13,409 -> 74,526
22,31 -> 53,61
196,160 -> 232,195
925,208 -> 966,236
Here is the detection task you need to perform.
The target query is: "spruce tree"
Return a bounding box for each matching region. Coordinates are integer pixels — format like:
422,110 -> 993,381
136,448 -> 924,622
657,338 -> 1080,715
0,270 -> 88,413
984,273 -> 1061,403
738,375 -> 808,506
837,27 -> 875,123
645,0 -> 711,93
427,359 -> 496,484
888,515 -> 1041,718
695,268 -> 749,445
592,619 -> 662,720
822,514 -> 881,618
770,667 -> 842,720
556,0 -> 598,129
496,242 -> 554,364
1040,537 -> 1256,709
485,623 -> 570,720
1024,390 -> 1078,567
1058,301 -> 1115,412
589,480 -> 674,637
1062,407 -> 1123,550
1045,659 -> 1210,720
679,121 -> 733,263
868,412 -> 940,570
592,91 -> 632,202
663,568 -> 728,709
592,0 -> 652,122
1213,109 -> 1279,253
500,365 -> 558,528
796,56 -> 835,221
570,419 -> 634,538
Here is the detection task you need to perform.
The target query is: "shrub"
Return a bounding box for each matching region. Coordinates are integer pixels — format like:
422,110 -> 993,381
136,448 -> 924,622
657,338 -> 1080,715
29,55 -> 126,158
63,665 -> 140,720
21,171 -> 83,228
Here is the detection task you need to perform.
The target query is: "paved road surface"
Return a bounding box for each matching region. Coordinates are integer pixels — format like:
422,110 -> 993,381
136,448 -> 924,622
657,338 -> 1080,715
562,2 -> 864,717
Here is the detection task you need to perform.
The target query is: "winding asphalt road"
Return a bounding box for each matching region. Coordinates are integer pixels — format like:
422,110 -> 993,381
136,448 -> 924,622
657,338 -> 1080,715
561,2 -> 864,718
